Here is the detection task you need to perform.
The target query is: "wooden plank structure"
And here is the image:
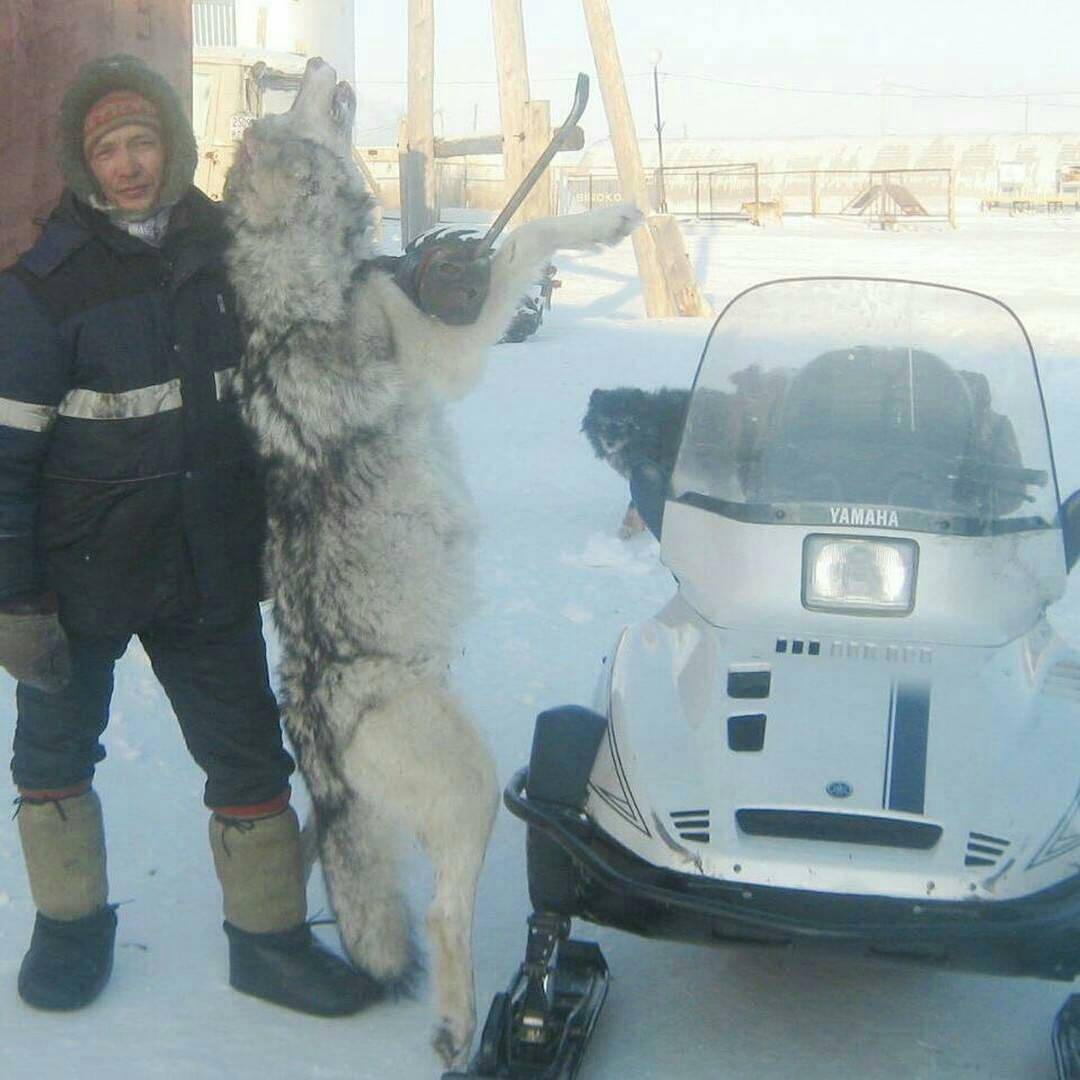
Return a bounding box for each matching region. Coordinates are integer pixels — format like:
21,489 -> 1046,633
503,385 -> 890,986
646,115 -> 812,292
491,1 -> 557,224
582,0 -> 710,318
360,128 -> 583,166
398,0 -> 437,246
1,0 -> 193,268
843,182 -> 928,217
491,0 -> 530,222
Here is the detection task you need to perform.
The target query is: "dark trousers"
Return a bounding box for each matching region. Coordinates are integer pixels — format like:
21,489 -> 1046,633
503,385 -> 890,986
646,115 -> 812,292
11,604 -> 293,809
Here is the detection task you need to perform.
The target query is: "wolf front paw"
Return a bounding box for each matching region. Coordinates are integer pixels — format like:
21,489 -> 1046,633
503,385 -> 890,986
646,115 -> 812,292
580,202 -> 644,247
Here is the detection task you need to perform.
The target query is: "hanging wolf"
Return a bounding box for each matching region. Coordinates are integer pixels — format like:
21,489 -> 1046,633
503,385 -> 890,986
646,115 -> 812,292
222,57 -> 641,1068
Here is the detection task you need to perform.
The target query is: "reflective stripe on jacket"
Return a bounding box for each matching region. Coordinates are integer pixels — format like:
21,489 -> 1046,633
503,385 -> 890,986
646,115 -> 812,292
0,188 -> 265,636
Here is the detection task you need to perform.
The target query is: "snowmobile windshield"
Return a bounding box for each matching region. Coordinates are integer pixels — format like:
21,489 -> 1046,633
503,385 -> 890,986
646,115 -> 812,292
671,279 -> 1058,537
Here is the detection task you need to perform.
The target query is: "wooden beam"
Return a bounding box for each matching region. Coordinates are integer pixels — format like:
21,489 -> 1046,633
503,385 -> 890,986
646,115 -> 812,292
399,0 -> 437,246
361,129 -> 583,163
581,0 -> 710,318
433,126 -> 583,159
491,0 -> 530,224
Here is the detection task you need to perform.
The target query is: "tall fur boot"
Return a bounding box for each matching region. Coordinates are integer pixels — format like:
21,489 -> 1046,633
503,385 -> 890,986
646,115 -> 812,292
209,804 -> 380,1016
16,786 -> 117,1010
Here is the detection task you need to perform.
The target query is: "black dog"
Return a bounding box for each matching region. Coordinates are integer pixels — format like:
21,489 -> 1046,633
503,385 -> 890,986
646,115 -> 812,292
581,387 -> 690,537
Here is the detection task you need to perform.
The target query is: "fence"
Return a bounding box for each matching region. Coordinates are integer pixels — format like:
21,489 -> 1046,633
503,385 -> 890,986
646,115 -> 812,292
432,160 -> 506,214
363,155 -> 956,226
758,168 -> 956,226
558,162 -> 760,217
559,164 -> 956,226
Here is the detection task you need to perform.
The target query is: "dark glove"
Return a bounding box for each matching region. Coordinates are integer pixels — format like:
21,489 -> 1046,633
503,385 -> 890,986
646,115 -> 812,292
393,229 -> 492,326
0,592 -> 72,693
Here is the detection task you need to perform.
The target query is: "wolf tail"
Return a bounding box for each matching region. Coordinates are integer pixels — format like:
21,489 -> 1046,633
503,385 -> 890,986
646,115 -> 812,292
314,788 -> 422,992
285,703 -> 421,992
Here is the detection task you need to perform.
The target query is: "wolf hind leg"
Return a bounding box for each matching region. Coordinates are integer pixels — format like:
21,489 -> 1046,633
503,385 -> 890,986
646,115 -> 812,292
342,681 -> 498,1069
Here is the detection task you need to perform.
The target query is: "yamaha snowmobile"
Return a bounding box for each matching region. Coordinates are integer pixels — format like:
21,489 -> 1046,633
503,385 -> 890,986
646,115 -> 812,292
448,277 -> 1080,1079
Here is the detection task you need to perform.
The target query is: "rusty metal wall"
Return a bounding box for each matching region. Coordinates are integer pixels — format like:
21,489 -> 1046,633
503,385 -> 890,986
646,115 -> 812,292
0,0 -> 192,268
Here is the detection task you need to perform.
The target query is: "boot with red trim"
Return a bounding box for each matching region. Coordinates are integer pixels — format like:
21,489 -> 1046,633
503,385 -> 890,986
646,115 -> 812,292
209,800 -> 381,1016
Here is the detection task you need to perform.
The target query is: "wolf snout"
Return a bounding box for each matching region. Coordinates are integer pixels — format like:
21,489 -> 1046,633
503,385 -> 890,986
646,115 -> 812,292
332,81 -> 356,125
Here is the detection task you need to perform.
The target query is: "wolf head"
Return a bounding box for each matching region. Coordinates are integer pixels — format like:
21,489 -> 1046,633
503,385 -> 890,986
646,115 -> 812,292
224,57 -> 373,239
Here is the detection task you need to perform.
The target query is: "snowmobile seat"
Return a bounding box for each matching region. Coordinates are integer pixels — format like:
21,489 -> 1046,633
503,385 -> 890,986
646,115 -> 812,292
757,347 -> 977,509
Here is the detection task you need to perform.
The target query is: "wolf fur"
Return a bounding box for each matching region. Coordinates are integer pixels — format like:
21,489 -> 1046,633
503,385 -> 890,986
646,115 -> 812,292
581,387 -> 690,537
222,57 -> 641,1067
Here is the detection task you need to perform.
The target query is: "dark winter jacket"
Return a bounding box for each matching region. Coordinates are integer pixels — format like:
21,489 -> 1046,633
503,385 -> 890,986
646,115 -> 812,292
0,187 -> 266,638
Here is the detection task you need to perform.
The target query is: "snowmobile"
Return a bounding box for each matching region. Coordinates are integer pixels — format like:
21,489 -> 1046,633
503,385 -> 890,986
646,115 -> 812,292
447,276 -> 1080,1079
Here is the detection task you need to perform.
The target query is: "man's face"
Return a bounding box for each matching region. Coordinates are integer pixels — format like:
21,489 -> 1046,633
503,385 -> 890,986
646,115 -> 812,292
86,124 -> 166,213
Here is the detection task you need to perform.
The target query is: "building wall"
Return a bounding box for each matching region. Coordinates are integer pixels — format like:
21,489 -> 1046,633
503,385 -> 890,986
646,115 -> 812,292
1,0 -> 193,267
224,0 -> 354,82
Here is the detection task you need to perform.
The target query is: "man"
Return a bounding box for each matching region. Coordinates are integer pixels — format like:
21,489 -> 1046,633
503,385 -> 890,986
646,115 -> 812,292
0,55 -> 375,1015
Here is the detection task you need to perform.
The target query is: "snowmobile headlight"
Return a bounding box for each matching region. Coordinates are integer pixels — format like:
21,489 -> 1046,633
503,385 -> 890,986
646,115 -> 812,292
802,535 -> 917,615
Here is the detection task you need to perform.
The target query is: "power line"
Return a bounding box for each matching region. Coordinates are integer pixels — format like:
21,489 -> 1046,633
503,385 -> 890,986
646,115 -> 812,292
354,70 -> 1080,109
655,71 -> 1080,108
888,80 -> 1080,100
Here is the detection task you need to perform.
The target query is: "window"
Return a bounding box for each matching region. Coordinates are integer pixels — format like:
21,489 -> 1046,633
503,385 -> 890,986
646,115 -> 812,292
193,1 -> 237,48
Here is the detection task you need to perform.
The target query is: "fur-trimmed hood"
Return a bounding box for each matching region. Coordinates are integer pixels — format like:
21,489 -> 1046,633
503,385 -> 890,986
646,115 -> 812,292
57,54 -> 197,210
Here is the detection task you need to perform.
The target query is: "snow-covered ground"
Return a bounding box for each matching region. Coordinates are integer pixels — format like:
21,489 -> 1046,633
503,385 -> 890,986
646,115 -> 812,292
2,211 -> 1079,1079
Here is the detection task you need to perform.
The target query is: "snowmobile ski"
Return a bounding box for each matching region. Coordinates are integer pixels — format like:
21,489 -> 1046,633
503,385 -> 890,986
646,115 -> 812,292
475,73 -> 590,256
443,912 -> 609,1080
1053,994 -> 1080,1079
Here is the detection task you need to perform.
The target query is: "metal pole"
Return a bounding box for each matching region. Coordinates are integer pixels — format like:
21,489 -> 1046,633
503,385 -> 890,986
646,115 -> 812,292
652,61 -> 667,212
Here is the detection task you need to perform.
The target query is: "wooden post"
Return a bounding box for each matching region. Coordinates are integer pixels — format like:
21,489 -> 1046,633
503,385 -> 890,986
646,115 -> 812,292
491,0 -> 530,221
947,168 -> 956,228
582,0 -> 709,318
521,99 -> 553,219
399,0 -> 437,246
811,170 -> 819,216
581,0 -> 668,316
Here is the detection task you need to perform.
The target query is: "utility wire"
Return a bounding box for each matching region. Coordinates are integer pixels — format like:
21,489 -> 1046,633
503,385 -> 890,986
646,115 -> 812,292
356,70 -> 1080,109
656,71 -> 1080,107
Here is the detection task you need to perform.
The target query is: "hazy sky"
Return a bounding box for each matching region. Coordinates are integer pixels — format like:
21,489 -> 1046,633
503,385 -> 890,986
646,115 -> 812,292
352,1 -> 1080,144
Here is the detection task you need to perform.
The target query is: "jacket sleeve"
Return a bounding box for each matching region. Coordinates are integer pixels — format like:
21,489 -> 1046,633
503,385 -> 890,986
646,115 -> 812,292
0,272 -> 69,600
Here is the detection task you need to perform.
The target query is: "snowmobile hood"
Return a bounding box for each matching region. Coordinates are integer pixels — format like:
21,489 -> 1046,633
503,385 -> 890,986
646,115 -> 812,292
657,277 -> 1066,645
